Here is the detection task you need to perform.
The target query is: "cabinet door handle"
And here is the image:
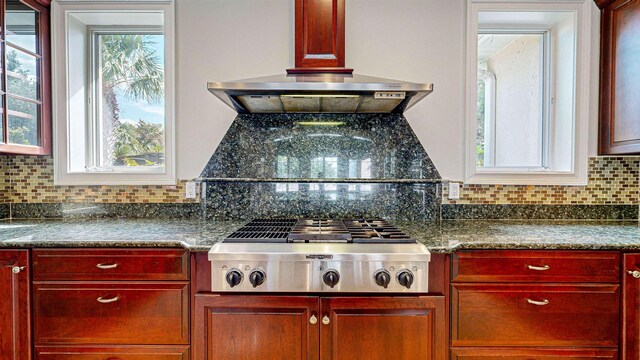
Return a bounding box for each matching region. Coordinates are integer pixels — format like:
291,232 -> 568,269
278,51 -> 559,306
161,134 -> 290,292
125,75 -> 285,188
527,264 -> 550,271
526,298 -> 549,306
96,263 -> 118,270
309,314 -> 318,325
12,266 -> 26,274
628,270 -> 640,279
322,315 -> 330,325
97,296 -> 120,304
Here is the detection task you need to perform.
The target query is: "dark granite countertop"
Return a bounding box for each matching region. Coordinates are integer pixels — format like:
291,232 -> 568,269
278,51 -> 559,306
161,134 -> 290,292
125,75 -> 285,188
0,219 -> 639,253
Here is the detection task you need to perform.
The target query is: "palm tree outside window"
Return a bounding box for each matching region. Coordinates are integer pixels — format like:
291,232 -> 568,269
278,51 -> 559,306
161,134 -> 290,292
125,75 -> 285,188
91,30 -> 165,169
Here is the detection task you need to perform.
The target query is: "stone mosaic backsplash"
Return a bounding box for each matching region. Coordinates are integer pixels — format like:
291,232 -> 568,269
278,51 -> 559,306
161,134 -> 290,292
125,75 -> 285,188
0,155 -> 198,204
442,157 -> 639,205
0,158 -> 10,203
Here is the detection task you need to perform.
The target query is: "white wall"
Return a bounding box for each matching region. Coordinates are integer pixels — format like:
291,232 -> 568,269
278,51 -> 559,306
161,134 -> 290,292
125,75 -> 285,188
175,0 -> 599,181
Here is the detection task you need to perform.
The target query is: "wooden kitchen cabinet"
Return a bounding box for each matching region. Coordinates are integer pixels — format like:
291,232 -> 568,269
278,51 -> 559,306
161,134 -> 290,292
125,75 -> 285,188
32,248 -> 190,359
320,296 -> 446,360
0,250 -> 31,360
193,295 -> 446,360
622,253 -> 640,359
451,283 -> 619,347
451,250 -> 620,357
194,295 -> 319,360
598,0 -> 640,154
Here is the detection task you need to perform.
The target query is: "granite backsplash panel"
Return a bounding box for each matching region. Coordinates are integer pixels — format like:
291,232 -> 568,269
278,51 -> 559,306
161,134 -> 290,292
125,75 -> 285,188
200,113 -> 440,180
203,181 -> 440,221
200,113 -> 442,221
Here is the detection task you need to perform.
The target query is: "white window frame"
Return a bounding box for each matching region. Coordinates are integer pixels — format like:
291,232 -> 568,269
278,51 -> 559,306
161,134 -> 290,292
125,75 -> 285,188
464,0 -> 593,185
52,0 -> 176,185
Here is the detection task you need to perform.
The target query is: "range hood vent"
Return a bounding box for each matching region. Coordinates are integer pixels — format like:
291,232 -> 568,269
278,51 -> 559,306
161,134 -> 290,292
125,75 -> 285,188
208,74 -> 433,114
207,0 -> 433,114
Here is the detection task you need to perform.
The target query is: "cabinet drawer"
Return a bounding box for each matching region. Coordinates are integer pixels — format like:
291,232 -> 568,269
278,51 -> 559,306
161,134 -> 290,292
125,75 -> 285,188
33,249 -> 189,281
452,250 -> 619,283
451,347 -> 618,359
34,282 -> 189,345
451,284 -> 619,347
35,346 -> 190,360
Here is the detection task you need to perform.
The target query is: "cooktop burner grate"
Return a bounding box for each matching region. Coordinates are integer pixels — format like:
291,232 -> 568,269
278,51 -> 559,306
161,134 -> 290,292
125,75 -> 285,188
224,219 -> 297,243
288,219 -> 351,242
224,218 -> 414,244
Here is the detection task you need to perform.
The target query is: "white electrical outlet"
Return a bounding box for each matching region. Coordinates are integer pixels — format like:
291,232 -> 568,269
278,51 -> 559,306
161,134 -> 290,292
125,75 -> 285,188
185,182 -> 197,199
448,182 -> 461,200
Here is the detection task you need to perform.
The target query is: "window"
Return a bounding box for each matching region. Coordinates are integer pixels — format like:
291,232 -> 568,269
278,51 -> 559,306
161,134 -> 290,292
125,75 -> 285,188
465,0 -> 594,185
0,0 -> 50,155
52,0 -> 175,185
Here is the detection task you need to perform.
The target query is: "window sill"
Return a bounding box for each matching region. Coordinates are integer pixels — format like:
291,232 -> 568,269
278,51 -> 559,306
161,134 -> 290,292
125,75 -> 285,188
54,172 -> 177,186
465,170 -> 588,186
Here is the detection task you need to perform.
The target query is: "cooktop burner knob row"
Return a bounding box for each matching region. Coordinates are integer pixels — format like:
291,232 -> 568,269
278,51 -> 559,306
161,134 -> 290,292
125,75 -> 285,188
225,268 -> 243,288
323,270 -> 340,288
397,269 -> 414,289
249,269 -> 266,288
374,269 -> 391,289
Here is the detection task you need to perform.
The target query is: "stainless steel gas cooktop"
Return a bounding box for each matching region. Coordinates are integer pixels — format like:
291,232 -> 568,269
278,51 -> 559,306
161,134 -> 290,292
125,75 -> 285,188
209,218 -> 430,293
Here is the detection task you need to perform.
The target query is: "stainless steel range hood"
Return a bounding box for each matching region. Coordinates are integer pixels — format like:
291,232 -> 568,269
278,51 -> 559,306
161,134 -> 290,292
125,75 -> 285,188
207,73 -> 433,114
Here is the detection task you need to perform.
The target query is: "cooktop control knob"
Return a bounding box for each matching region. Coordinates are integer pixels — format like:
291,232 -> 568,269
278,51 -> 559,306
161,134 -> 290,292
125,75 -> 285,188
249,269 -> 266,288
374,269 -> 391,289
225,268 -> 243,288
323,270 -> 340,288
397,269 -> 414,289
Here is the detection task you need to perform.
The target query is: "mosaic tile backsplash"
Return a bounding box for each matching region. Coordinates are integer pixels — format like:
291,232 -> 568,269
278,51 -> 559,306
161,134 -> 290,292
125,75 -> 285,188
442,157 -> 639,205
0,155 -> 198,204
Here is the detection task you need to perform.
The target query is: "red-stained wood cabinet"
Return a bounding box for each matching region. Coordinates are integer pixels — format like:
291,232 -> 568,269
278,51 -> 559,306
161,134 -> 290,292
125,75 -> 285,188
31,248 -> 190,359
623,253 -> 640,359
193,295 -> 446,360
0,250 -> 31,360
451,250 -> 620,359
598,0 -> 640,154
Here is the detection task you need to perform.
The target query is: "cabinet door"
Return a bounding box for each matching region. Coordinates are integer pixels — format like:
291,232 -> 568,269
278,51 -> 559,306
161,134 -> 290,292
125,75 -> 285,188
599,0 -> 640,154
0,250 -> 31,360
319,296 -> 446,360
623,253 -> 640,359
194,295 -> 319,360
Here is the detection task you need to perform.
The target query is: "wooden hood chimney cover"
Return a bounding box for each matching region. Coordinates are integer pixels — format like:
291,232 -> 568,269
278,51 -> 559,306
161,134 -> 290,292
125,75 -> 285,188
287,0 -> 354,74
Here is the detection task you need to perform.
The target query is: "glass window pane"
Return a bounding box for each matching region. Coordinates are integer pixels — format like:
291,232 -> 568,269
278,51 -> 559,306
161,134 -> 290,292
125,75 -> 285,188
6,0 -> 38,53
6,47 -> 38,100
477,33 -> 544,168
8,96 -> 38,146
98,34 -> 165,168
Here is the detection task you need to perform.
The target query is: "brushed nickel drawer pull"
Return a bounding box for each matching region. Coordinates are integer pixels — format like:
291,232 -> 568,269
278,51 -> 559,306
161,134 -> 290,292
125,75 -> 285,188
309,315 -> 318,325
96,263 -> 118,270
526,298 -> 549,306
97,296 -> 120,304
527,264 -> 550,271
322,315 -> 330,325
12,266 -> 26,274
